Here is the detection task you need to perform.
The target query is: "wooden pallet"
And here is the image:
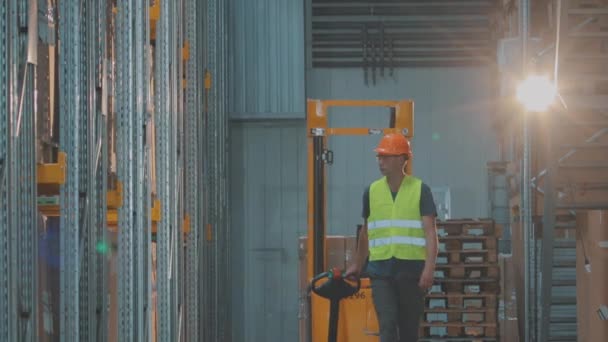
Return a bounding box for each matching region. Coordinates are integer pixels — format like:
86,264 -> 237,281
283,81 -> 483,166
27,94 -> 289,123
437,250 -> 498,265
436,221 -> 500,238
563,58 -> 608,75
439,236 -> 498,252
568,12 -> 608,34
425,293 -> 498,310
567,35 -> 608,55
432,280 -> 500,295
424,308 -> 497,324
419,323 -> 497,338
434,264 -> 500,279
568,0 -> 608,10
418,338 -> 497,342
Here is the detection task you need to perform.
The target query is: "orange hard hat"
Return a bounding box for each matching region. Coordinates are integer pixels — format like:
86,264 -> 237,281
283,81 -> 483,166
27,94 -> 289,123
374,133 -> 412,156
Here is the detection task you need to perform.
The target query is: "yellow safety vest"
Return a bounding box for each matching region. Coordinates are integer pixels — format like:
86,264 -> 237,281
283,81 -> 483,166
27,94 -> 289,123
368,175 -> 426,261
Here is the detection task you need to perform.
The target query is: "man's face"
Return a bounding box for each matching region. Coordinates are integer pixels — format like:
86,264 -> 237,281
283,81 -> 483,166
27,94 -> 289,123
376,154 -> 406,176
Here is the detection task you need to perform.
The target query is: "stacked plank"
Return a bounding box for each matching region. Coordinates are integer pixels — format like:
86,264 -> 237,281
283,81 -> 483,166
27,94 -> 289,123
419,219 -> 501,342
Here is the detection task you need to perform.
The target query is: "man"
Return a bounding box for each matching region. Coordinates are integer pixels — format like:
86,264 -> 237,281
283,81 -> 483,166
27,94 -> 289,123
345,133 -> 438,342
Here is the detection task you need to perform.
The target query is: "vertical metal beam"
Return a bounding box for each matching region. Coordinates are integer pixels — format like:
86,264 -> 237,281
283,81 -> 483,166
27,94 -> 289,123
144,145 -> 152,341
171,0 -> 179,339
197,0 -> 207,339
185,0 -> 200,339
540,1 -> 563,341
203,0 -> 229,339
93,1 -> 109,341
113,2 -> 125,340
0,0 -> 10,337
218,0 -> 229,338
58,0 -> 82,340
540,107 -> 556,342
142,0 -> 152,339
79,1 -> 92,340
116,0 -> 145,340
7,2 -> 20,341
155,0 -> 173,339
15,0 -> 39,340
171,1 -> 181,339
19,42 -> 38,342
552,0 -> 562,91
4,0 -> 40,340
133,0 -> 148,340
519,0 -> 536,340
206,0 -> 217,338
87,31 -> 98,340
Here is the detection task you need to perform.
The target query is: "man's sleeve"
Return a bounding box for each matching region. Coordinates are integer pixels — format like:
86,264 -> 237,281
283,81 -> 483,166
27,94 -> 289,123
420,183 -> 438,217
362,186 -> 370,219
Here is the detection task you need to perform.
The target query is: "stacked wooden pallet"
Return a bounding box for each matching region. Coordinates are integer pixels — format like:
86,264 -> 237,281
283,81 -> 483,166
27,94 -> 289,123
419,219 -> 501,342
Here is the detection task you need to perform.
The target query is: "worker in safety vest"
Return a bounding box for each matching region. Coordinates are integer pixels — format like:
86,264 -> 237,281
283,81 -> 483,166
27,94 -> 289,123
345,133 -> 438,342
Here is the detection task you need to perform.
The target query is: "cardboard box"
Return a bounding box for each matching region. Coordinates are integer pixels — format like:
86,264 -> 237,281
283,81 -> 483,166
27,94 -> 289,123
327,236 -> 347,270
345,236 -> 357,268
297,235 -> 356,289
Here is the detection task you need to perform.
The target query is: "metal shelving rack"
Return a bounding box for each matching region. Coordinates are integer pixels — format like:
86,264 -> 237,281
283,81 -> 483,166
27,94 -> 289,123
184,0 -> 200,339
1,0 -> 229,340
58,0 -> 82,340
0,1 -> 10,339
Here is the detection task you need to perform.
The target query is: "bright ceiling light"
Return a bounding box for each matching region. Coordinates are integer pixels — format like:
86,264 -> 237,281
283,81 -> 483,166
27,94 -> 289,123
516,75 -> 557,112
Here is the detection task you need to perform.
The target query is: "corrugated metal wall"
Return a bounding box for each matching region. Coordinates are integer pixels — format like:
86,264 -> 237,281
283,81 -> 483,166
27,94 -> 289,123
229,0 -> 305,119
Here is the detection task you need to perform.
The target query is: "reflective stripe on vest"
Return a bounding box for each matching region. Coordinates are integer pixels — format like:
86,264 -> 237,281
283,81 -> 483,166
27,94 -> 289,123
367,219 -> 423,230
367,175 -> 426,261
369,236 -> 426,248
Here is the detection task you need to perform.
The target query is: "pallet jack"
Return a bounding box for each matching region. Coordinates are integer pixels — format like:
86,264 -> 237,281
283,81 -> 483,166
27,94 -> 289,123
310,267 -> 361,342
305,99 -> 415,342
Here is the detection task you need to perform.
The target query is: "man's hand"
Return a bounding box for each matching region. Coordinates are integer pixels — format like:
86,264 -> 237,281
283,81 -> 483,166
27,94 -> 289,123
344,263 -> 361,281
418,266 -> 434,290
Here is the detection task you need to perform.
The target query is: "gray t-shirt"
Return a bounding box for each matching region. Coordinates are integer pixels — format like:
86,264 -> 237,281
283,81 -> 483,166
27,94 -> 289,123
361,181 -> 437,278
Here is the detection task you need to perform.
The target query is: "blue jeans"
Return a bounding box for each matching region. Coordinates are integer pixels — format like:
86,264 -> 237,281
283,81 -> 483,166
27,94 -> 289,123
370,273 -> 426,342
